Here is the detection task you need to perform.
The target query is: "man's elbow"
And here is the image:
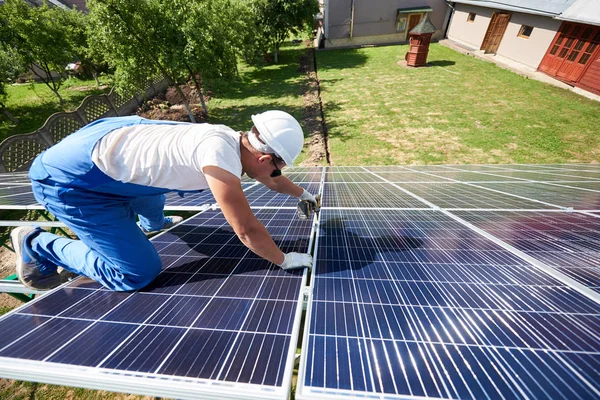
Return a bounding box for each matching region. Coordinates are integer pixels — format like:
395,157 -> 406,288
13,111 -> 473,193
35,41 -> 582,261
235,224 -> 261,245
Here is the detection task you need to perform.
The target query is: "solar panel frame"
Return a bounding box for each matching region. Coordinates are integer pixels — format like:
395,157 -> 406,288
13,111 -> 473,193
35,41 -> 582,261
0,208 -> 317,400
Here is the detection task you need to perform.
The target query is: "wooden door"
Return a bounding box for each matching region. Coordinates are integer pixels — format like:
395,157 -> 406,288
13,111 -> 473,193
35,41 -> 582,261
539,23 -> 600,83
481,13 -> 511,54
556,26 -> 599,80
407,14 -> 422,34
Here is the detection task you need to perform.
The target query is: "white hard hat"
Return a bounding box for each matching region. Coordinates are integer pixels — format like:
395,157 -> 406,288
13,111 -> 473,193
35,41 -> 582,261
249,110 -> 304,167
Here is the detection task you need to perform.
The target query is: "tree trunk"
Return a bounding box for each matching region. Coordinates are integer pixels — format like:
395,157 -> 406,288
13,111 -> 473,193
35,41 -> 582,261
52,89 -> 64,105
92,69 -> 100,87
188,71 -> 208,115
0,103 -> 18,124
274,44 -> 279,63
173,84 -> 196,123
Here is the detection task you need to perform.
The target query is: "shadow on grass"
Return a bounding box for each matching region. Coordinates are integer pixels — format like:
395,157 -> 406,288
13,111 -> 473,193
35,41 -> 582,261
428,60 -> 456,67
206,46 -> 308,104
315,48 -> 369,71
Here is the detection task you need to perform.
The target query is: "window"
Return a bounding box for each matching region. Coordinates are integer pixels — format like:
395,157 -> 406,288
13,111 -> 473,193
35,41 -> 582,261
467,13 -> 476,22
397,17 -> 407,32
518,25 -> 533,38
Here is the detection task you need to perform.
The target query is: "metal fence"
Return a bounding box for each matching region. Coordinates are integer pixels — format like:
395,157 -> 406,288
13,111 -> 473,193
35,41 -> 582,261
0,77 -> 169,173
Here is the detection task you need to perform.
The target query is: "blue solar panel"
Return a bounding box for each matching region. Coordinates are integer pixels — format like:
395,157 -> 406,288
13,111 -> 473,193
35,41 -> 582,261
455,211 -> 600,292
396,182 -> 564,210
0,208 -> 312,399
298,209 -> 600,400
322,183 -> 428,208
244,182 -> 321,207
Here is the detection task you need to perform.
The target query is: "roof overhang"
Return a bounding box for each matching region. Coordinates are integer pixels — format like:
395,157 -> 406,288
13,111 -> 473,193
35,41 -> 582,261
557,0 -> 600,27
451,0 -> 559,17
397,6 -> 433,14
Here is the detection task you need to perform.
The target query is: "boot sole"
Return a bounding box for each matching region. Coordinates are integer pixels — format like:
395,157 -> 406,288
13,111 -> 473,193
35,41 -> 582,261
10,227 -> 40,291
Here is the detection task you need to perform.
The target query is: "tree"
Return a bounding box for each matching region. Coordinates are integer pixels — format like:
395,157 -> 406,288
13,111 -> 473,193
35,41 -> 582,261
252,0 -> 319,63
61,7 -> 106,87
1,0 -> 74,104
179,0 -> 247,112
89,0 -> 199,121
88,0 -> 249,121
0,45 -> 26,123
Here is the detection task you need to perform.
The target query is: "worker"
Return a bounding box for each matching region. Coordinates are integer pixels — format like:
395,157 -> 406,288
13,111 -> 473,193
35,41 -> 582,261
10,111 -> 318,291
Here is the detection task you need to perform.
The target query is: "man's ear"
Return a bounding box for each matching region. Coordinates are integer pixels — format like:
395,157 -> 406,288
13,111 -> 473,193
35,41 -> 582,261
257,154 -> 272,164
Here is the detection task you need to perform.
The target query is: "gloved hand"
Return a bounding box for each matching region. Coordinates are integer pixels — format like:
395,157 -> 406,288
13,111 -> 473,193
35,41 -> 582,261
279,252 -> 313,270
299,189 -> 319,210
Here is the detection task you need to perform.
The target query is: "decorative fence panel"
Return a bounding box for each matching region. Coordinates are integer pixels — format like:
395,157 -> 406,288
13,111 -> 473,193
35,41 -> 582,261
0,78 -> 169,173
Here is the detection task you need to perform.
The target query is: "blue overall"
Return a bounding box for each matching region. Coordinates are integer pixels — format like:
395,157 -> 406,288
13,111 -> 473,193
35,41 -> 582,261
27,116 -> 194,291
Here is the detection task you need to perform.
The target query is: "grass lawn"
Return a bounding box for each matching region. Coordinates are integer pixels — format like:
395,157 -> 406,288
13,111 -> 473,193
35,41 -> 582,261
0,77 -> 111,142
206,42 -> 310,164
316,43 -> 600,165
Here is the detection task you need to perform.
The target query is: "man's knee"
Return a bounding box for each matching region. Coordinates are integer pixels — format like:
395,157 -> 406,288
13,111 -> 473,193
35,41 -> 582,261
110,252 -> 162,291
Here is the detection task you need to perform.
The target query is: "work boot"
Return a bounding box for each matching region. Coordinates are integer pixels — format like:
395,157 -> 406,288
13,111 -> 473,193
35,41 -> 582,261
138,216 -> 183,234
10,226 -> 67,291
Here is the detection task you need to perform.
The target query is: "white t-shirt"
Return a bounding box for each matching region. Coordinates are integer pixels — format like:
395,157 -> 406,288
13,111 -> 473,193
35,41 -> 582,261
91,123 -> 242,190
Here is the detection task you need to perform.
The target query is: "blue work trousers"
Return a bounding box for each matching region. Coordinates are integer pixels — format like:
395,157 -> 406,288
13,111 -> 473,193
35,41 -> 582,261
26,116 -> 190,291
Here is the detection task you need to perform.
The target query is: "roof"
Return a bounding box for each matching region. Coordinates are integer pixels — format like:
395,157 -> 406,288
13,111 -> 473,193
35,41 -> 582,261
451,0 -> 576,17
558,0 -> 600,26
397,6 -> 434,13
410,13 -> 438,34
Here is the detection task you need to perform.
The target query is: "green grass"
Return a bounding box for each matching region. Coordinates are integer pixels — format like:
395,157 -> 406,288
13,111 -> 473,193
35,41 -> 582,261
316,43 -> 600,165
0,77 -> 111,142
206,42 -> 310,164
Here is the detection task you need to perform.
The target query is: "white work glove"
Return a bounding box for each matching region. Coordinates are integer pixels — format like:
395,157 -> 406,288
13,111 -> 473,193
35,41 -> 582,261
279,252 -> 313,270
299,189 -> 319,210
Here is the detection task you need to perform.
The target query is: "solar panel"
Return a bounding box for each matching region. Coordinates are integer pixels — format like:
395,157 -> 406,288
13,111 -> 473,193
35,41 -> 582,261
163,183 -> 257,210
395,182 -> 563,210
454,210 -> 600,291
1,164 -> 600,400
298,208 -> 600,400
0,208 -> 313,399
322,183 -> 428,208
243,183 -> 321,208
423,171 -> 525,182
0,172 -> 30,184
325,172 -> 384,183
482,171 -> 600,182
365,172 -> 450,183
474,182 -> 600,211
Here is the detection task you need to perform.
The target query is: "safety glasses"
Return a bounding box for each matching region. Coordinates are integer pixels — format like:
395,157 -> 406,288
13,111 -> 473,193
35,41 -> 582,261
270,158 -> 282,178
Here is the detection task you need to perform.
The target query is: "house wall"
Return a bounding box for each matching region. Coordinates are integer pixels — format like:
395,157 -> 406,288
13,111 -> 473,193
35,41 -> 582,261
324,0 -> 447,48
495,13 -> 562,69
447,4 -> 562,69
447,5 -> 496,49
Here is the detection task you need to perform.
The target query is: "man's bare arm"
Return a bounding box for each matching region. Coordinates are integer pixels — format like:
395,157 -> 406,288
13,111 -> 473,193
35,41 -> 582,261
204,166 -> 285,265
256,175 -> 303,197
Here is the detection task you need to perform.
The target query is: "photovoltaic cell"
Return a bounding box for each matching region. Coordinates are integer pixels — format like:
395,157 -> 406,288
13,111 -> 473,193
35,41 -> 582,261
368,172 -> 452,182
0,172 -> 30,184
397,182 -> 562,209
0,208 -> 312,399
322,183 -> 428,208
554,181 -> 600,191
424,171 -> 525,182
485,171 -> 600,182
244,182 -> 321,207
474,182 -> 600,210
298,209 -> 600,400
324,172 -> 383,183
454,211 -> 600,291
